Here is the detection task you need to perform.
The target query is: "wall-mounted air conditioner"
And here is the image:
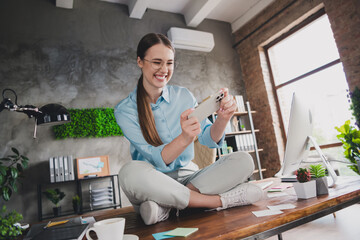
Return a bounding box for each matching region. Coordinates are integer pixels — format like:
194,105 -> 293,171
167,27 -> 215,52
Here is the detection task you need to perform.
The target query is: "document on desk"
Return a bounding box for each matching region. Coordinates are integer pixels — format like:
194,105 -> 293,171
252,209 -> 284,217
267,192 -> 288,198
267,204 -> 296,210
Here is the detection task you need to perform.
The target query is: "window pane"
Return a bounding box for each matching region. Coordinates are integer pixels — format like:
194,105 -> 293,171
308,147 -> 358,176
268,14 -> 340,85
277,63 -> 351,145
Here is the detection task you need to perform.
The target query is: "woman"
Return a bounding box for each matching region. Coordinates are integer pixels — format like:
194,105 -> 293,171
114,33 -> 263,225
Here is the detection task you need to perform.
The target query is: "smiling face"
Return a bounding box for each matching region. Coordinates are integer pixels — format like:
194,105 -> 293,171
138,43 -> 175,99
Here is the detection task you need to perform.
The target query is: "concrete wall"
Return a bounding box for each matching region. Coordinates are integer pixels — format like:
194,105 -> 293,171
233,0 -> 360,178
0,0 -> 245,223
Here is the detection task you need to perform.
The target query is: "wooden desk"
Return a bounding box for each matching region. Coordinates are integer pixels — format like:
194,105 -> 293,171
82,176 -> 360,239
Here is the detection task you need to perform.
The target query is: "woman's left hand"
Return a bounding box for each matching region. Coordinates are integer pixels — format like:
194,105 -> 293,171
216,88 -> 237,121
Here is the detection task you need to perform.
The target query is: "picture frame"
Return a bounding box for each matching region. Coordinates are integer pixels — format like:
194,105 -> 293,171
76,155 -> 110,179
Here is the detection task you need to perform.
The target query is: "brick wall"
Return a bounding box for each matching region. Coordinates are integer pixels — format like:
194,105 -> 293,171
233,0 -> 360,177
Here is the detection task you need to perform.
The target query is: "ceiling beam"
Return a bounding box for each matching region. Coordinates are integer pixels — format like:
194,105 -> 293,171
231,0 -> 274,33
128,0 -> 148,19
183,0 -> 221,27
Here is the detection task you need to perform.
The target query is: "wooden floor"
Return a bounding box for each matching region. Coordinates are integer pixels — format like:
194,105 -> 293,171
266,203 -> 360,240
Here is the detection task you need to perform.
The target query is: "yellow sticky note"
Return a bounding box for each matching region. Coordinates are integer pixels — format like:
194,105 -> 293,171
164,227 -> 198,237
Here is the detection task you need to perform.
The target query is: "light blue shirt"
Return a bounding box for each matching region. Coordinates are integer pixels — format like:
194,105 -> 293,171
114,85 -> 224,173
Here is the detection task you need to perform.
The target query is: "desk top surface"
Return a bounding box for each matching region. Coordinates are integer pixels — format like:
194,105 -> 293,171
83,176 -> 360,240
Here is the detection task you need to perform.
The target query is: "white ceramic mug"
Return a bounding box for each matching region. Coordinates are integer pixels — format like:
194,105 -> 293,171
86,218 -> 125,240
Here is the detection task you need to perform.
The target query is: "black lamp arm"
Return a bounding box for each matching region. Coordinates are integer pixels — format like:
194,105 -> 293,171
0,89 -> 42,118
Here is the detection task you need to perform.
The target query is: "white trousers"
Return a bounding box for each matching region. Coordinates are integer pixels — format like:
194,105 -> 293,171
119,151 -> 255,212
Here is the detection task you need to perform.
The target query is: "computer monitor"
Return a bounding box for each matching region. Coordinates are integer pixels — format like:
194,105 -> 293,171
275,93 -> 337,187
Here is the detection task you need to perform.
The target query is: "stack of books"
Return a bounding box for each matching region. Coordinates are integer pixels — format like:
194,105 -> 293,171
89,183 -> 113,210
49,156 -> 75,183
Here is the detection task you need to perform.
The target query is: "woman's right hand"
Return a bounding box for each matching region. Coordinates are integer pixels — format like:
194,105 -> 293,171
180,109 -> 201,145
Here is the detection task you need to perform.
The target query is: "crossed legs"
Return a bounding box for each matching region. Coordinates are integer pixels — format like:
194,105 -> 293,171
119,151 -> 263,224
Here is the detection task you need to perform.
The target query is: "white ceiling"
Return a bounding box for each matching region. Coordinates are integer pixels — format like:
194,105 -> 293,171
101,0 -> 275,33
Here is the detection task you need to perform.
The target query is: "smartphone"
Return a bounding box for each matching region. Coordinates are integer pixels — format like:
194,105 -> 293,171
188,91 -> 225,122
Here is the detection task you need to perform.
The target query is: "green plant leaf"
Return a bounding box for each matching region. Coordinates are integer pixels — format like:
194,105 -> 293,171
10,168 -> 18,179
2,186 -> 11,201
11,148 -> 19,156
10,180 -> 17,193
0,166 -> 7,176
16,163 -> 23,172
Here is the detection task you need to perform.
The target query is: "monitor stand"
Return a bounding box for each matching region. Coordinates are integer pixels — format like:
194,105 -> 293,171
307,136 -> 337,187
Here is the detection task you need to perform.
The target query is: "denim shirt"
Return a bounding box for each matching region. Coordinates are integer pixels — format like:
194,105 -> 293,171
114,85 -> 224,173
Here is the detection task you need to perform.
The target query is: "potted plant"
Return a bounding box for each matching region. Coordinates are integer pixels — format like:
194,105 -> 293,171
293,168 -> 316,199
309,164 -> 329,195
72,194 -> 81,214
0,147 -> 29,201
0,205 -> 24,239
43,188 -> 65,217
335,120 -> 360,175
0,147 -> 29,239
335,87 -> 360,175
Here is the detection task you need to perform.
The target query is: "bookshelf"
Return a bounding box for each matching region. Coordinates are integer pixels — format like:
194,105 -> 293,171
216,101 -> 264,179
37,174 -> 121,221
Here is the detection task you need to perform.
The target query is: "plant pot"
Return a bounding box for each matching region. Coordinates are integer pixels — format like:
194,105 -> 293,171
315,177 -> 329,195
293,180 -> 316,199
73,204 -> 81,214
53,206 -> 61,217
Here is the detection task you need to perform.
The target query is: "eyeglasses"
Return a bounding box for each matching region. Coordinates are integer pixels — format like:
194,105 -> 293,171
143,59 -> 175,70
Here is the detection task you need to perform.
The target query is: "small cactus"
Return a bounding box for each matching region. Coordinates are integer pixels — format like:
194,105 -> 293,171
295,168 -> 311,183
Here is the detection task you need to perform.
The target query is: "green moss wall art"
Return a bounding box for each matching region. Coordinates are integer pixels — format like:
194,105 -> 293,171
53,108 -> 123,139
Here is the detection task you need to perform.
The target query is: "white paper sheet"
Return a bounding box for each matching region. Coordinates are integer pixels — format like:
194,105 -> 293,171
267,204 -> 296,210
252,209 -> 284,217
267,192 -> 288,198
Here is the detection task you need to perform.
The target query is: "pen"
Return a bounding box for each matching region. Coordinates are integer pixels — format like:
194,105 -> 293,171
44,219 -> 69,229
43,221 -> 51,229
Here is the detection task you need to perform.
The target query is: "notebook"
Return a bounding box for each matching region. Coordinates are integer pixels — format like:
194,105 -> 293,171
24,218 -> 89,240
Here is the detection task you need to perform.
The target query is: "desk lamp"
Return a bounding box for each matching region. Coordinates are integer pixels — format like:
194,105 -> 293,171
0,88 -> 71,138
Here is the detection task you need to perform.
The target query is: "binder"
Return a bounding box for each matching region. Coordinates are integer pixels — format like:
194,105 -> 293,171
235,95 -> 245,112
68,155 -> 75,180
64,156 -> 69,181
59,156 -> 64,182
236,135 -> 244,151
49,157 -> 55,183
54,157 -> 60,182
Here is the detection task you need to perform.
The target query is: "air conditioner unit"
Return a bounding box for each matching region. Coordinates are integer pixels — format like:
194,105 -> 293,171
167,27 -> 215,52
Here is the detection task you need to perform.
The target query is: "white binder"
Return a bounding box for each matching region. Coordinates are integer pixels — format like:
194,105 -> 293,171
54,157 -> 60,182
49,157 -> 55,183
68,155 -> 75,181
59,156 -> 64,182
63,156 -> 69,181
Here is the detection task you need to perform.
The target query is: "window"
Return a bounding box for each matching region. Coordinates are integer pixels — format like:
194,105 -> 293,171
264,9 -> 352,172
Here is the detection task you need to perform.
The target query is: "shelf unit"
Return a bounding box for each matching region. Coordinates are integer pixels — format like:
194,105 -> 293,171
215,101 -> 264,179
37,174 -> 121,221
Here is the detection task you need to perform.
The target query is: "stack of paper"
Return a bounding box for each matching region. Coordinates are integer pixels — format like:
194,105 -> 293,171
89,184 -> 113,210
267,183 -> 292,192
252,204 -> 296,218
